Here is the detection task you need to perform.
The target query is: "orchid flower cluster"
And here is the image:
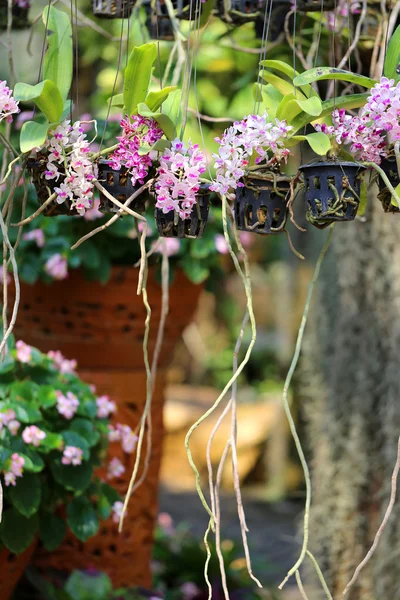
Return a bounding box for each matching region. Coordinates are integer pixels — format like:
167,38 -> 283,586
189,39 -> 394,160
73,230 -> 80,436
362,77 -> 400,145
41,119 -> 95,215
210,112 -> 292,199
154,138 -> 207,219
0,80 -> 19,124
108,115 -> 163,187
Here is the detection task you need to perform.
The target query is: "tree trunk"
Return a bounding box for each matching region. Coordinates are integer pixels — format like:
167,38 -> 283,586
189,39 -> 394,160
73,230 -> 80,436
301,197 -> 400,599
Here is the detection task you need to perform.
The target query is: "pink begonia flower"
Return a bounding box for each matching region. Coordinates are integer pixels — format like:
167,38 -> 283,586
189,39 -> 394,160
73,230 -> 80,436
108,425 -> 121,442
48,350 -> 77,374
111,500 -> 124,523
22,228 -> 45,248
0,80 -> 19,124
45,254 -> 68,280
118,424 -> 138,453
62,446 -> 83,466
96,395 -> 116,419
107,457 -> 125,479
181,582 -> 201,599
56,390 -> 79,419
152,238 -> 180,257
4,453 -> 24,486
16,340 -> 32,363
214,234 -> 229,255
0,409 -> 16,430
7,420 -> 21,435
158,512 -> 175,535
22,425 -> 46,447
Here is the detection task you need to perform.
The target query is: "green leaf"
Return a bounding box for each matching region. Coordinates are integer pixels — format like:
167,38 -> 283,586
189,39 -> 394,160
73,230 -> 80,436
39,512 -> 66,551
10,381 -> 37,403
293,67 -> 376,89
145,86 -> 177,112
19,450 -> 45,473
20,120 -> 51,153
137,103 -> 176,139
10,403 -> 42,423
260,84 -> 283,119
65,570 -> 112,600
9,473 -> 41,518
38,385 -> 57,409
0,351 -> 15,375
40,432 -> 64,452
253,82 -> 263,103
304,132 -> 331,155
259,60 -> 317,97
391,183 -> 400,207
50,458 -> 93,492
358,180 -> 368,215
14,81 -> 63,123
384,24 -> 400,82
97,495 -> 112,520
42,6 -> 73,103
0,508 -> 38,553
108,93 -> 124,108
67,497 -> 99,542
161,89 -> 181,127
291,93 -> 370,133
100,482 -> 120,506
297,96 -> 322,116
61,431 -> 90,460
260,70 -> 307,99
197,0 -> 214,27
123,43 -> 157,116
70,418 -> 100,447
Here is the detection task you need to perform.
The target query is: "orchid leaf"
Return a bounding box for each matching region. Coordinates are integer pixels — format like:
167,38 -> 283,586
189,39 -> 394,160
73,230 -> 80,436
391,183 -> 400,207
145,86 -> 177,112
286,132 -> 331,155
259,70 -> 308,99
259,60 -> 318,97
297,96 -> 322,116
293,67 -> 376,89
108,93 -> 124,109
137,103 -> 176,140
123,44 -> 157,116
197,0 -> 214,28
260,84 -> 283,119
291,93 -> 370,132
14,81 -> 63,124
20,120 -> 52,153
42,6 -> 72,104
253,83 -> 263,103
384,24 -> 400,82
160,89 -> 181,130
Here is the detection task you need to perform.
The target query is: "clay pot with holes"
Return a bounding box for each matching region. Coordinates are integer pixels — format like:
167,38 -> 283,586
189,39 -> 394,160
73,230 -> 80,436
0,543 -> 37,600
217,0 -> 263,25
97,158 -> 152,215
92,0 -> 135,18
27,158 -> 79,217
299,161 -> 366,229
155,184 -> 210,238
234,175 -> 289,235
10,267 -> 202,588
0,0 -> 30,30
377,156 -> 400,213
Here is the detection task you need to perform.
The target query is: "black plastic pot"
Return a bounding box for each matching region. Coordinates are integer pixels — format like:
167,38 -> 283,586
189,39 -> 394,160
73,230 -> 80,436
92,0 -> 135,18
0,1 -> 29,30
27,159 -> 79,217
97,159 -> 148,215
144,0 -> 175,39
217,0 -> 262,24
155,186 -> 210,238
297,0 -> 335,10
377,156 -> 400,213
234,176 -> 289,235
299,161 -> 366,228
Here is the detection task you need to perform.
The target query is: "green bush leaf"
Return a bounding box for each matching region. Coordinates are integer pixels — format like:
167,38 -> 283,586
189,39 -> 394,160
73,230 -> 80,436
39,512 -> 66,551
61,431 -> 90,460
50,458 -> 93,492
20,120 -> 51,153
10,381 -> 37,403
384,24 -> 400,82
9,473 -> 41,517
0,351 -> 15,375
0,508 -> 38,553
70,418 -> 100,447
19,450 -> 45,473
293,67 -> 376,89
40,432 -> 64,452
67,497 -> 99,542
14,81 -> 63,123
10,403 -> 42,423
42,6 -> 73,103
37,385 -> 58,409
65,570 -> 112,600
123,43 -> 157,116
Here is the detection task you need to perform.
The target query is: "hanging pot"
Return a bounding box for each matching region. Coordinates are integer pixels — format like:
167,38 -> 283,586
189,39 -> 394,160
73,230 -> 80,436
155,184 -> 210,238
27,157 -> 79,217
234,175 -> 289,235
297,0 -> 335,10
299,161 -> 366,229
217,0 -> 262,24
0,0 -> 30,30
377,156 -> 400,213
144,0 -> 175,40
255,2 -> 288,41
97,158 -> 150,215
92,0 -> 135,18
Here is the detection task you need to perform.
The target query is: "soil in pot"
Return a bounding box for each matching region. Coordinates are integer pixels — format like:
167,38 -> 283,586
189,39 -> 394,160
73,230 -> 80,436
92,0 -> 134,18
97,158 -> 151,215
0,1 -> 29,30
155,186 -> 210,238
378,156 -> 400,213
27,157 -> 79,217
234,175 -> 289,235
217,0 -> 262,24
299,160 -> 366,229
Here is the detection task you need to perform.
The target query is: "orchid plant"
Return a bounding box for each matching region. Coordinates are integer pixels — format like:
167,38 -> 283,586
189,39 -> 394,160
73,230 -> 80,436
0,337 -> 138,555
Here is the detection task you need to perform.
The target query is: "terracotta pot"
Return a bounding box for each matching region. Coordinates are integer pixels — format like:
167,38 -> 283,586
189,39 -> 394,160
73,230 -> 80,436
11,267 -> 202,588
0,544 -> 36,600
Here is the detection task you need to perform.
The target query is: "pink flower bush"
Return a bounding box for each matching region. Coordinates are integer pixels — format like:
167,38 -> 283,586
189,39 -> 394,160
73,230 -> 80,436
62,446 -> 83,466
155,138 -> 207,219
181,582 -> 201,599
108,115 -> 163,186
0,81 -> 19,124
108,423 -> 138,453
0,409 -> 19,434
96,395 -> 116,419
152,237 -> 181,257
45,253 -> 68,280
107,457 -> 125,479
4,453 -> 25,487
111,500 -> 124,523
42,120 -> 95,215
48,350 -> 77,374
56,390 -> 79,419
210,113 -> 292,199
16,340 -> 32,363
22,228 -> 45,248
22,425 -> 46,447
